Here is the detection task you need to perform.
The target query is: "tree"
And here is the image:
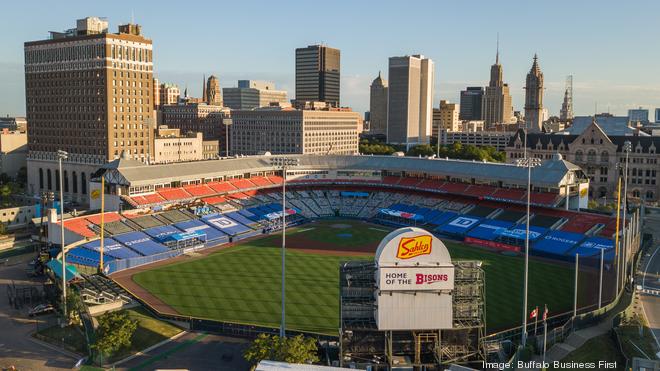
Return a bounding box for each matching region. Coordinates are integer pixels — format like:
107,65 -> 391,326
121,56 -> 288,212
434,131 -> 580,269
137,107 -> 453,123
0,184 -> 11,205
244,334 -> 319,369
91,311 -> 138,362
406,144 -> 435,157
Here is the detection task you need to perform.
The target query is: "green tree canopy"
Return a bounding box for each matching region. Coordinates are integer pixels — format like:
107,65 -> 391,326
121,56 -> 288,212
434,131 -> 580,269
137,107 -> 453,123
244,334 -> 319,368
91,311 -> 138,359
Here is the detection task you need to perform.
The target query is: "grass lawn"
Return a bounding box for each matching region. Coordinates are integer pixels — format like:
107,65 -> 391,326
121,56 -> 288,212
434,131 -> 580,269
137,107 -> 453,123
35,323 -> 88,355
109,307 -> 183,361
550,333 -> 625,370
133,220 -> 582,335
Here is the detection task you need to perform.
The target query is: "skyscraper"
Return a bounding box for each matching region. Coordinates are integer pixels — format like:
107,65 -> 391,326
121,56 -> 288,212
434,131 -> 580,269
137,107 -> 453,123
223,80 -> 288,110
295,45 -> 340,107
369,72 -> 388,137
386,55 -> 434,146
24,17 -> 154,204
481,43 -> 513,126
205,75 -> 222,106
524,54 -> 544,132
459,87 -> 484,120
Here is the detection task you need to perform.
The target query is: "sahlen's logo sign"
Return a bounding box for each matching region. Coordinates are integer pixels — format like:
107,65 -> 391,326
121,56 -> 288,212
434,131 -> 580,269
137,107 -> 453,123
396,235 -> 432,259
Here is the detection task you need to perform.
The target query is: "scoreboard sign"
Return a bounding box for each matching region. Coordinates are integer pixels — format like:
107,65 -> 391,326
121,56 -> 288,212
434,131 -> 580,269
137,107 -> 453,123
379,267 -> 454,291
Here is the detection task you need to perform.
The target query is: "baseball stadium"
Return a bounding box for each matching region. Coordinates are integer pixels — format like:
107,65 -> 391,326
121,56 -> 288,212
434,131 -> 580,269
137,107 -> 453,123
43,153 -> 641,368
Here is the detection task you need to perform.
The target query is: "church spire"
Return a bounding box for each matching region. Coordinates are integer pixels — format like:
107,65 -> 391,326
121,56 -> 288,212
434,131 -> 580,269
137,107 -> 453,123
202,74 -> 207,102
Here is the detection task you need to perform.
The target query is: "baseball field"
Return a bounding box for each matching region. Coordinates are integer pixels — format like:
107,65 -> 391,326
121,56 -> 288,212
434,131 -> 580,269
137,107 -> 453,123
124,219 -> 596,335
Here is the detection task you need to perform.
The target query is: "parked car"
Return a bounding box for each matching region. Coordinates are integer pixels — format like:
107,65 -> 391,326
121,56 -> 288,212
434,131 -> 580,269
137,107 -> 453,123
28,304 -> 54,317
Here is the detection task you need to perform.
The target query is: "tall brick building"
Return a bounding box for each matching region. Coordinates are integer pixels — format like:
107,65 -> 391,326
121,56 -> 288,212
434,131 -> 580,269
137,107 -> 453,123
24,17 -> 154,204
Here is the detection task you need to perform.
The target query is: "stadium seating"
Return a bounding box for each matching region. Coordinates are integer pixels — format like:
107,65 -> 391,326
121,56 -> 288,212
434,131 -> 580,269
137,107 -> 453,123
82,238 -> 142,259
144,225 -> 183,243
173,219 -> 228,242
157,187 -> 193,201
465,219 -> 515,241
201,213 -> 252,236
208,181 -> 237,193
532,231 -> 585,261
436,215 -> 482,236
183,184 -> 215,197
113,231 -> 171,256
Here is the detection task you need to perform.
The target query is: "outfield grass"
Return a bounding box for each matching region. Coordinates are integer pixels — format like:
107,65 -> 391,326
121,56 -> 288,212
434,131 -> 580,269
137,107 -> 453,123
133,220 -> 583,334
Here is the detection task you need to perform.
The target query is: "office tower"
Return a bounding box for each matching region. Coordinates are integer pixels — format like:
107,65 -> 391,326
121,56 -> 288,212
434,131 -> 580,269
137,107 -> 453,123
386,55 -> 434,146
223,80 -> 288,110
524,54 -> 544,132
159,83 -> 180,107
230,108 -> 361,155
295,44 -> 340,107
24,17 -> 153,203
481,43 -> 513,126
628,107 -> 649,124
369,72 -> 388,136
433,100 -> 460,136
459,87 -> 484,120
205,75 -> 222,106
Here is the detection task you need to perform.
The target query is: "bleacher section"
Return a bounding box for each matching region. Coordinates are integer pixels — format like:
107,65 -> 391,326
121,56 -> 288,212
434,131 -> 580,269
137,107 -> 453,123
113,231 -> 171,256
80,238 -> 142,260
173,219 -> 228,243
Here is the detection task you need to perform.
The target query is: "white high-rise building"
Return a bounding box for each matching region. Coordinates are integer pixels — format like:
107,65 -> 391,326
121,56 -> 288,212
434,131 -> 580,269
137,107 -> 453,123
386,55 -> 434,146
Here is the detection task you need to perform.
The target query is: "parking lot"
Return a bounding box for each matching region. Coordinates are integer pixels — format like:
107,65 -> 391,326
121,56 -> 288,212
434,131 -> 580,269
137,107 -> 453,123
0,253 -> 76,371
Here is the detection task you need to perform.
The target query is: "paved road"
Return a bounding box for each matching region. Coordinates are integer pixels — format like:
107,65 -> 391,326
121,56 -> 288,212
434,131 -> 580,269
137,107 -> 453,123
640,243 -> 660,352
117,331 -> 250,371
0,254 -> 77,370
639,208 -> 660,353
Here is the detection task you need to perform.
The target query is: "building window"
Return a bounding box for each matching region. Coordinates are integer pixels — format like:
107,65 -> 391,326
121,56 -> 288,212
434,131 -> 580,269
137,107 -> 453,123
646,191 -> 654,200
39,168 -> 44,189
63,171 -> 69,193
587,150 -> 597,162
81,173 -> 87,194
600,151 -> 609,163
575,150 -> 583,162
72,172 -> 78,194
47,169 -> 52,190
55,170 -> 60,191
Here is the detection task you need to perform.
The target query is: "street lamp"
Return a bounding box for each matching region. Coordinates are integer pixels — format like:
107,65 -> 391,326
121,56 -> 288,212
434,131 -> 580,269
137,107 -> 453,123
516,130 -> 542,348
621,140 -> 631,288
269,156 -> 299,338
57,149 -> 68,320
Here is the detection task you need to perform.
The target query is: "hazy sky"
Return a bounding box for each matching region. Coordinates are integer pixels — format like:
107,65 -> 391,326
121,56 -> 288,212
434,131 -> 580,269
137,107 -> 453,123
2,0 -> 659,118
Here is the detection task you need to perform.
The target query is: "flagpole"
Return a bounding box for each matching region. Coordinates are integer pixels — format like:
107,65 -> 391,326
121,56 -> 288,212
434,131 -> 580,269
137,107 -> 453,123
542,304 -> 548,365
534,306 -> 538,336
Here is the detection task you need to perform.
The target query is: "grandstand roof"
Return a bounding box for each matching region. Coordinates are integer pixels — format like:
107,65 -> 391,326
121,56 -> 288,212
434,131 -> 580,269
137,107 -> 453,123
101,154 -> 583,189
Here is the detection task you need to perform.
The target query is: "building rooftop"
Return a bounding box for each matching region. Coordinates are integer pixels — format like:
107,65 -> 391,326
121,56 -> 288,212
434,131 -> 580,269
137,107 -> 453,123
99,153 -> 583,189
563,116 -> 649,136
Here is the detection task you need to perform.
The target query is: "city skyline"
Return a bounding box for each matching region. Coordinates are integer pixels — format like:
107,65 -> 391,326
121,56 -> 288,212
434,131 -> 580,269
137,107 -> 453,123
2,0 -> 660,117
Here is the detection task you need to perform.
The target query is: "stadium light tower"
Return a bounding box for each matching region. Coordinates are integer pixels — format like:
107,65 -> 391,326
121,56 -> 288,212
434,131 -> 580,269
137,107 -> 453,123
516,131 -> 541,347
57,149 -> 69,319
621,140 -> 632,287
269,156 -> 300,338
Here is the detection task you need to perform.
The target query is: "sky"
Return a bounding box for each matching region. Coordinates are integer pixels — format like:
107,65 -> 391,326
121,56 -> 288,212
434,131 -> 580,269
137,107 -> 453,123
1,0 -> 660,118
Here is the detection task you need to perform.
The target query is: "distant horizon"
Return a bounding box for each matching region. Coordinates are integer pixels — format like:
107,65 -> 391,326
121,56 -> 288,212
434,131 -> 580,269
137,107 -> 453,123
2,0 -> 659,118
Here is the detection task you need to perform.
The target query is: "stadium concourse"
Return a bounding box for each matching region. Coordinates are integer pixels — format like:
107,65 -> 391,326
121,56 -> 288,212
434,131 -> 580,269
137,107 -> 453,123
44,153 -> 629,275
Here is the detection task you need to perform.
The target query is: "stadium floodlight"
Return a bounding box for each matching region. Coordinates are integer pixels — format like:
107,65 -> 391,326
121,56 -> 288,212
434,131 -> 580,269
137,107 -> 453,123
269,156 -> 300,338
621,141 -> 631,291
515,153 -> 541,348
57,149 -> 68,320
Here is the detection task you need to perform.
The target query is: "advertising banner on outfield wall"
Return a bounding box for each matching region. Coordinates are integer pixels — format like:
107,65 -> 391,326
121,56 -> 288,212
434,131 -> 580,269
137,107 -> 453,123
378,267 -> 455,291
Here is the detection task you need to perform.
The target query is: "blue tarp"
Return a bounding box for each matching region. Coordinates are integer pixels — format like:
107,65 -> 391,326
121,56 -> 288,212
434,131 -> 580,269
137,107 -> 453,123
67,247 -> 115,266
341,191 -> 369,198
466,219 -> 514,241
144,225 -> 182,242
164,231 -> 207,242
572,237 -> 615,261
46,259 -> 80,281
226,211 -> 259,226
428,211 -> 458,226
533,230 -> 585,256
173,219 -> 227,242
113,231 -> 171,256
81,238 -> 142,259
436,215 -> 482,235
201,213 -> 252,235
498,225 -> 547,242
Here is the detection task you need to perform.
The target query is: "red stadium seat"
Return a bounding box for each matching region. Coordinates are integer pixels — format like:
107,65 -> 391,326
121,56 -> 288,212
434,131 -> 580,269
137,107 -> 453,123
183,184 -> 215,197
157,187 -> 192,201
208,181 -> 237,193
